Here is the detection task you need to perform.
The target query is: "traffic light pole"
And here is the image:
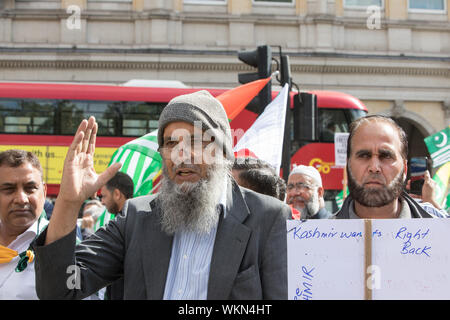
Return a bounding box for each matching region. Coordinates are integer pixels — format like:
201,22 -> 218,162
237,45 -> 292,183
280,54 -> 291,183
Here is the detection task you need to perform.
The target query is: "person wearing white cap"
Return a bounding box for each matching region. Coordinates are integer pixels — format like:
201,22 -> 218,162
286,165 -> 332,219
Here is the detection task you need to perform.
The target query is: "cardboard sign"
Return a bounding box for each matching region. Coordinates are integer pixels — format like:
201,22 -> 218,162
287,219 -> 450,300
334,133 -> 349,168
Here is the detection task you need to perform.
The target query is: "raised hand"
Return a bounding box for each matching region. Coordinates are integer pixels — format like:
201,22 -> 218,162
58,116 -> 121,205
421,170 -> 441,208
45,117 -> 121,245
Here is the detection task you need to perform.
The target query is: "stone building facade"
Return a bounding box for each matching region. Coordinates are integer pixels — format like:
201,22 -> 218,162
0,0 -> 449,158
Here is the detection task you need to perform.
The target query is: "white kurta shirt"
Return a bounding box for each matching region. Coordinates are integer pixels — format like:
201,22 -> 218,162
0,217 -> 48,300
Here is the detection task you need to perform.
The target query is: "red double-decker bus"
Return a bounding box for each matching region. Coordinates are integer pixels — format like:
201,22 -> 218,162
0,81 -> 367,211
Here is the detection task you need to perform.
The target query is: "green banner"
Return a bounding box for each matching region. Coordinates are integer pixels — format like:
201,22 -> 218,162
424,126 -> 450,168
432,162 -> 450,207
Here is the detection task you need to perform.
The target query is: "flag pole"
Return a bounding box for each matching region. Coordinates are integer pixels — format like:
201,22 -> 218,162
280,54 -> 292,182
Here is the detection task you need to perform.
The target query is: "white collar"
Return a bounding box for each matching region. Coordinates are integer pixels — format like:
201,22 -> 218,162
9,215 -> 48,246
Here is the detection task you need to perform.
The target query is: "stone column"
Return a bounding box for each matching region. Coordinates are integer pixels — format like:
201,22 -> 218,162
334,0 -> 343,17
1,0 -> 14,9
60,0 -> 86,44
228,0 -> 253,47
296,0 -> 308,16
0,17 -> 12,43
385,0 -> 407,20
447,0 -> 450,21
386,0 -> 410,53
141,0 -> 173,10
307,0 -> 328,14
228,0 -> 251,14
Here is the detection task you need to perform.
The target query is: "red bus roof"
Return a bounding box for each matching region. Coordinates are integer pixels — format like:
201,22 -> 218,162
309,90 -> 367,111
0,82 -> 225,102
0,82 -> 367,111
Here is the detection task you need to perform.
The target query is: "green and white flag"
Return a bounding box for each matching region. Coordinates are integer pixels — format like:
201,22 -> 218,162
95,130 -> 163,231
424,126 -> 450,168
432,162 -> 450,209
335,187 -> 349,210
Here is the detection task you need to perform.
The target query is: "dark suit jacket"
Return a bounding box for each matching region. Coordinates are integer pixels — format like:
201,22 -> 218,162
32,179 -> 290,300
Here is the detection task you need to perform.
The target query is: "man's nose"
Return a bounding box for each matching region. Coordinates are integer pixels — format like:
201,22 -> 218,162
175,141 -> 194,164
14,189 -> 29,205
287,188 -> 299,197
368,156 -> 381,173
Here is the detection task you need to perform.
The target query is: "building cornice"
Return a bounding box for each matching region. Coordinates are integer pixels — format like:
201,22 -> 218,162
0,59 -> 448,77
2,9 -> 450,30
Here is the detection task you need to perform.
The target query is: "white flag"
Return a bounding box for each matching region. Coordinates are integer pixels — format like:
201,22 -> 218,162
233,84 -> 289,174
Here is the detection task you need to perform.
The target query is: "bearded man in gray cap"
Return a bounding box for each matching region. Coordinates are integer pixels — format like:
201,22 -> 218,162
31,90 -> 290,300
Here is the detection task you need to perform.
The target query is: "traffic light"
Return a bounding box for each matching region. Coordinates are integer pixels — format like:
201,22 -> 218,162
293,92 -> 319,142
237,45 -> 272,112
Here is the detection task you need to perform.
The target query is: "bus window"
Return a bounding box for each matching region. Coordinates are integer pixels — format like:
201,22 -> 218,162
349,109 -> 367,122
0,98 -> 165,137
122,101 -> 164,136
0,99 -> 54,134
56,100 -> 164,137
319,109 -> 349,142
89,101 -> 117,136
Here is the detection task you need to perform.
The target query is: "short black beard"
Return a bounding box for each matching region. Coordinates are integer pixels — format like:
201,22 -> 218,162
157,161 -> 231,235
347,164 -> 405,208
107,202 -> 120,215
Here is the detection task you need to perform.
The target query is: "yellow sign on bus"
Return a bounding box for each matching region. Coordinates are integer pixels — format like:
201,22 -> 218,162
0,145 -> 117,184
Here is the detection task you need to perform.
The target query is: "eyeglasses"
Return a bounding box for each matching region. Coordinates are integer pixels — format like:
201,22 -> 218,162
158,137 -> 212,158
286,182 -> 314,192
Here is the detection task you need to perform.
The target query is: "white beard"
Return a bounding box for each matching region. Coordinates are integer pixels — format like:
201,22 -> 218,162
296,191 -> 320,219
158,161 -> 231,235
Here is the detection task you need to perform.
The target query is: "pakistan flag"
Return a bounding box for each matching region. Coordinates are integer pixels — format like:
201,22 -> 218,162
424,126 -> 450,168
95,129 -> 163,231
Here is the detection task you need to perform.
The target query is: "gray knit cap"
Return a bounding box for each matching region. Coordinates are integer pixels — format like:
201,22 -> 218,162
158,90 -> 235,161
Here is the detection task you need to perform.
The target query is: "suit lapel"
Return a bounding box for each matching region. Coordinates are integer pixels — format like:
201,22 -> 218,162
141,201 -> 173,299
207,180 -> 251,299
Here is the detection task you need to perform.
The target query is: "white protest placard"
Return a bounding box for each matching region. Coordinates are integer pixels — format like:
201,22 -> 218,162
287,219 -> 450,300
287,219 -> 365,300
371,218 -> 449,299
334,132 -> 349,167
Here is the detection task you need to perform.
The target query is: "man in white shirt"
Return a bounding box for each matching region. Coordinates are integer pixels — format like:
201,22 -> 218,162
0,149 -> 48,299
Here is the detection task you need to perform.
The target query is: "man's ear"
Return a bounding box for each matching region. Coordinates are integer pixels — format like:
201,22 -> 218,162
42,182 -> 47,198
317,186 -> 324,198
113,188 -> 122,201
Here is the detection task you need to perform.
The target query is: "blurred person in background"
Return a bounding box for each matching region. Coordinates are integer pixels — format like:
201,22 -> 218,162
286,165 -> 332,220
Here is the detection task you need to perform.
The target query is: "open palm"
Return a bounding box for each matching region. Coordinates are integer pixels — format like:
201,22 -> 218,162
59,117 -> 121,205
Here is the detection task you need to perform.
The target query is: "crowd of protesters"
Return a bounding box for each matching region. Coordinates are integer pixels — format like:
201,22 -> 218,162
0,91 -> 448,300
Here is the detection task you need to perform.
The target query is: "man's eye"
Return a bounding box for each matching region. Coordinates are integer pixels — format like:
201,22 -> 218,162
380,153 -> 394,160
0,188 -> 14,194
164,140 -> 178,148
357,153 -> 371,159
26,186 -> 38,193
